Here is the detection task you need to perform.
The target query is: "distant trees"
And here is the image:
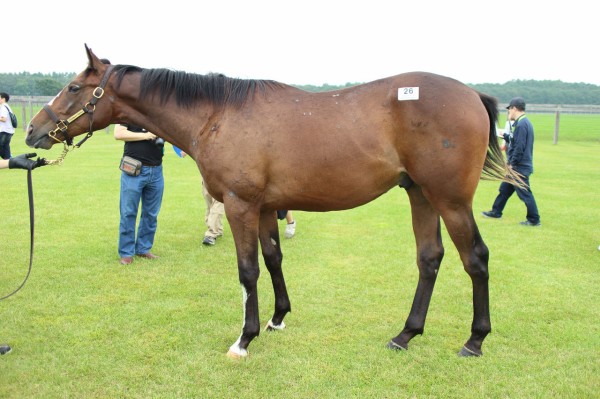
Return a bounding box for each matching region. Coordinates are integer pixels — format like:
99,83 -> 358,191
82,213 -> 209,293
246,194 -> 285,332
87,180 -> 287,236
467,80 -> 600,105
1,72 -> 599,104
0,72 -> 74,96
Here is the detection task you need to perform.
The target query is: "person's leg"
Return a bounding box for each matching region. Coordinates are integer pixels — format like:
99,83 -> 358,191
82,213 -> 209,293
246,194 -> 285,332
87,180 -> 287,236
0,132 -> 10,159
515,175 -> 540,224
4,133 -> 12,159
205,199 -> 225,238
118,172 -> 144,258
285,211 -> 294,224
284,211 -> 296,238
136,166 -> 164,255
490,181 -> 516,215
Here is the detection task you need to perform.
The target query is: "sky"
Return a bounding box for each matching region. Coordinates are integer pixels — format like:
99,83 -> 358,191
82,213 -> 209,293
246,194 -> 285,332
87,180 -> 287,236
5,0 -> 598,86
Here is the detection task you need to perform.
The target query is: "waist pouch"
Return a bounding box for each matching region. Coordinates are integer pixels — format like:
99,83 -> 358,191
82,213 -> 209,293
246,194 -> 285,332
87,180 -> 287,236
119,156 -> 142,176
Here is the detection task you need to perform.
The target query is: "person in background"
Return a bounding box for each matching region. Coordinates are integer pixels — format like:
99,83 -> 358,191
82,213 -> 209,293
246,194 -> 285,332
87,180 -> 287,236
0,92 -> 16,160
201,180 -> 225,246
482,97 -> 541,226
114,124 -> 165,265
1,152 -> 47,356
277,210 -> 296,239
177,149 -> 225,246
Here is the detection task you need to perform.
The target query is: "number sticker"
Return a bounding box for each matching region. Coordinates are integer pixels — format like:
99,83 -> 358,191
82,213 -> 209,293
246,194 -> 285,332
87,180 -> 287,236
398,87 -> 419,101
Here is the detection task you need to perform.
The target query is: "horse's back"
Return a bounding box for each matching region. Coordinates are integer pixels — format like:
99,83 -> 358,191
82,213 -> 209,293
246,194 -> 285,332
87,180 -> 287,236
212,72 -> 491,211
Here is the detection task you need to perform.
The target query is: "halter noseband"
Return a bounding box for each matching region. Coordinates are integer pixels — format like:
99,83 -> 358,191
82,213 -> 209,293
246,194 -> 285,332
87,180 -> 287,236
43,65 -> 115,147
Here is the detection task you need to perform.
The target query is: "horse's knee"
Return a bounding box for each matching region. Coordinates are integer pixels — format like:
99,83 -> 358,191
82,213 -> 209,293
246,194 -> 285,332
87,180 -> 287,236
464,241 -> 490,279
263,249 -> 283,271
238,261 -> 260,284
417,247 -> 444,278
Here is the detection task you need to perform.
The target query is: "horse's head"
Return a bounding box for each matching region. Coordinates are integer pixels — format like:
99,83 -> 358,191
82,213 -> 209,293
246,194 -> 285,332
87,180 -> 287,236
26,44 -> 115,150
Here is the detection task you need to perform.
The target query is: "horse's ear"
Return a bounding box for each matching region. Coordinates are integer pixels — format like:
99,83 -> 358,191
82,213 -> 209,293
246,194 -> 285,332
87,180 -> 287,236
84,43 -> 104,71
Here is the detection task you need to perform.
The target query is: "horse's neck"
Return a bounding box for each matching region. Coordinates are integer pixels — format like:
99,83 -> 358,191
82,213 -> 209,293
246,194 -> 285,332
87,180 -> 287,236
121,97 -> 215,157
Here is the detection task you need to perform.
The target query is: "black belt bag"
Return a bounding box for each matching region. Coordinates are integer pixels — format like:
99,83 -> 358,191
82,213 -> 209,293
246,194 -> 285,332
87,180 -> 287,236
119,156 -> 142,176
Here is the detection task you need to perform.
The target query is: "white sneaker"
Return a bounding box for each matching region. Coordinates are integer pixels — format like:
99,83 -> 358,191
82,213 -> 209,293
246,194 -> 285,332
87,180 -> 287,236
284,221 -> 296,239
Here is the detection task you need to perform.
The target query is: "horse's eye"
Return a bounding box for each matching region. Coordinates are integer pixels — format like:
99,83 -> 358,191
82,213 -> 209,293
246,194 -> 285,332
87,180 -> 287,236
68,85 -> 81,93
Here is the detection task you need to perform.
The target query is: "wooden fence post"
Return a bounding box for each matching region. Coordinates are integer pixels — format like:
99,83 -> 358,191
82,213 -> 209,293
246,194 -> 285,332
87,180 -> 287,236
20,102 -> 26,129
553,107 -> 560,145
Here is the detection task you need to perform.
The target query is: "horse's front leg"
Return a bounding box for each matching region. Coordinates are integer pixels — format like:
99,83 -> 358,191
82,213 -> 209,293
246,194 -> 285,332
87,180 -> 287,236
223,200 -> 261,359
258,211 -> 291,331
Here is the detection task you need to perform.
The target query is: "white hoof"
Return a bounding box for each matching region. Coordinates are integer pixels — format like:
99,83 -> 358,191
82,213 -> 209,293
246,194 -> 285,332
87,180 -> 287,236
227,344 -> 248,359
265,319 -> 286,331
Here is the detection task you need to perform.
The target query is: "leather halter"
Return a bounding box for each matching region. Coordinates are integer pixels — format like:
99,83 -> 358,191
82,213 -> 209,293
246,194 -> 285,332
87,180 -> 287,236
43,65 -> 115,147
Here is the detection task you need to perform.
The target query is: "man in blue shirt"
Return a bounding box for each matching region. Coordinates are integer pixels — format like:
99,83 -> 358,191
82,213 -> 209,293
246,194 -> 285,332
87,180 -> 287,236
482,97 -> 541,226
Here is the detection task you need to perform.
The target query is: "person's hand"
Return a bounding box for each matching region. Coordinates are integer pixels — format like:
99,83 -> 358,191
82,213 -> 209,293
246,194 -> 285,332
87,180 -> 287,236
502,133 -> 511,143
8,153 -> 47,170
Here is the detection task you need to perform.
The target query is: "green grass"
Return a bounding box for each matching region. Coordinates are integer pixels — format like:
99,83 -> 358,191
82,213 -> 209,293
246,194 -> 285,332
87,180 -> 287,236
0,121 -> 598,398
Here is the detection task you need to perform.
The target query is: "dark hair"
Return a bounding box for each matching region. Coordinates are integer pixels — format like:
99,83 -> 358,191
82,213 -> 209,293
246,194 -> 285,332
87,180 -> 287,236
0,92 -> 9,102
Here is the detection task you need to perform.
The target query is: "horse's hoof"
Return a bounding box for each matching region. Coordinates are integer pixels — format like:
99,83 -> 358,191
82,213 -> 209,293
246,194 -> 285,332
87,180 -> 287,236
226,349 -> 247,360
458,345 -> 482,357
386,340 -> 407,351
226,344 -> 248,360
265,319 -> 286,332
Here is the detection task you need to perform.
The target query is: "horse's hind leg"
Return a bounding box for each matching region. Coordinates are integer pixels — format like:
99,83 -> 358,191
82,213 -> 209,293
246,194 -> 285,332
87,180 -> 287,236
388,184 -> 444,351
258,211 -> 291,331
436,201 -> 491,357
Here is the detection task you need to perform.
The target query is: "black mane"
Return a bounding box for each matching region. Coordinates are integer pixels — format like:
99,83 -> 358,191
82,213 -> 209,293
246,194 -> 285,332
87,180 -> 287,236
112,65 -> 283,108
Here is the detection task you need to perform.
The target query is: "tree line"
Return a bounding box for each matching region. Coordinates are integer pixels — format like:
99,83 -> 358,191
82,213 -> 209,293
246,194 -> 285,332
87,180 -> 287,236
1,72 -> 599,105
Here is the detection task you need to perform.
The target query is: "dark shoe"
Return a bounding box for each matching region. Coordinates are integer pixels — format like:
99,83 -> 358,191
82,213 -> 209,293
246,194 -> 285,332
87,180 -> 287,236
482,211 -> 501,218
136,253 -> 159,260
520,220 -> 541,227
202,236 -> 216,246
119,256 -> 134,265
0,344 -> 12,355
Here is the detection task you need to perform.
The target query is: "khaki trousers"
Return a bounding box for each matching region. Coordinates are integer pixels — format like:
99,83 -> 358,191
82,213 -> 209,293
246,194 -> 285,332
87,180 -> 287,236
202,181 -> 225,238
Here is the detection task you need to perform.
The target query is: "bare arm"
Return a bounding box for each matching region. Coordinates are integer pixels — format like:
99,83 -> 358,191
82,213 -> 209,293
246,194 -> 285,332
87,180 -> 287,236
113,124 -> 157,142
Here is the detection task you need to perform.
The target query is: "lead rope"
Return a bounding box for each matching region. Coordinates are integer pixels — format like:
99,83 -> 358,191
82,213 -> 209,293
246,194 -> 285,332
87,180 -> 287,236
0,166 -> 35,300
0,118 -> 93,300
1,66 -> 114,298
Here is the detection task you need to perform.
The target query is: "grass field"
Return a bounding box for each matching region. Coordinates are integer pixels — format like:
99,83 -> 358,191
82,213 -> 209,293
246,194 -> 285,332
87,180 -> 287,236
1,116 -> 598,398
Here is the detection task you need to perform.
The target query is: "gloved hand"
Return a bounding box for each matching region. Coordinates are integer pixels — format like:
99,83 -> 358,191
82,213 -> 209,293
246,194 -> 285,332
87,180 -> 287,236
502,132 -> 512,143
8,153 -> 47,170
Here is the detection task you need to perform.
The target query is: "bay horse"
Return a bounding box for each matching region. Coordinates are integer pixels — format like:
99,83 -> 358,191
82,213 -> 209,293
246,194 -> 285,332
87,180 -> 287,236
26,45 -> 521,359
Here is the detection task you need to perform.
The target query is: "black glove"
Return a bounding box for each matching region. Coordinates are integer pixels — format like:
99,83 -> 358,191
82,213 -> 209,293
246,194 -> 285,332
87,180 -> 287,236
8,153 -> 47,170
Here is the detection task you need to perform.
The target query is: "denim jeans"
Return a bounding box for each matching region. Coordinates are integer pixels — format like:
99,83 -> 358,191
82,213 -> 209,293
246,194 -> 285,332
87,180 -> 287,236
0,132 -> 13,159
491,173 -> 540,224
118,165 -> 164,257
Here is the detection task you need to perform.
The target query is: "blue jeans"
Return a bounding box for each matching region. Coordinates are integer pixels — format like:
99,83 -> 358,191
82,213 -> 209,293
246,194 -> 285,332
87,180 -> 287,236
491,173 -> 540,224
0,132 -> 13,159
119,165 -> 164,257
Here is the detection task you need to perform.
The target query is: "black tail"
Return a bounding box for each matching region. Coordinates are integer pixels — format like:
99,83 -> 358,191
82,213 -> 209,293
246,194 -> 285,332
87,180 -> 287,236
479,92 -> 525,187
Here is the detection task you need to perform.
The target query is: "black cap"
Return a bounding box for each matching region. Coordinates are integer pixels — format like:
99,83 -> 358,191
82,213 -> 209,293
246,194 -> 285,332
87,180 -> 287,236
506,97 -> 526,110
